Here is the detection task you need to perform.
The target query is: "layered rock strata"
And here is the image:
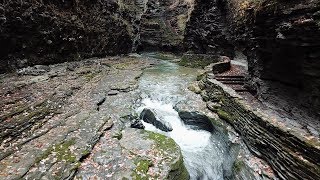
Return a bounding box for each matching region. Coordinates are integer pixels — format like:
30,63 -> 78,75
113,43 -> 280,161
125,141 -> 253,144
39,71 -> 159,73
137,0 -> 194,51
184,0 -> 320,116
199,73 -> 320,180
183,0 -> 234,57
0,0 -> 132,72
0,56 -> 188,179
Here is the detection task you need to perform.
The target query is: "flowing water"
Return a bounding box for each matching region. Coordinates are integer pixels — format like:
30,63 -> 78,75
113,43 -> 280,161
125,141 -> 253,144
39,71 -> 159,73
136,54 -> 234,180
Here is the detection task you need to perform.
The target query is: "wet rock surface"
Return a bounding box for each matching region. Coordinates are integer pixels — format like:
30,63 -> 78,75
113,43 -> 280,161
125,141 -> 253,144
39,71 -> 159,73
199,72 -> 320,179
0,0 -> 319,178
171,71 -> 276,180
178,111 -> 214,132
0,56 -> 188,179
131,120 -> 145,129
179,54 -> 223,68
76,128 -> 188,179
140,108 -> 173,132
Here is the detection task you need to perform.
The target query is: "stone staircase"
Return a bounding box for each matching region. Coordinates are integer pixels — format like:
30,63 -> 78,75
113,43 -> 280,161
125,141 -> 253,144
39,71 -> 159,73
214,75 -> 248,92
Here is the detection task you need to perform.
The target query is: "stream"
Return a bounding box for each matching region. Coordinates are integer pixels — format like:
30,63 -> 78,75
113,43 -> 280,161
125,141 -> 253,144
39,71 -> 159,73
135,53 -> 234,180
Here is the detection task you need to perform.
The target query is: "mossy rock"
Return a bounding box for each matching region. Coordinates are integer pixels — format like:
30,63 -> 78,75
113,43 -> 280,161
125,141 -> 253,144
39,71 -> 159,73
233,160 -> 245,173
144,131 -> 190,180
179,54 -> 220,68
217,109 -> 234,122
149,52 -> 178,61
188,83 -> 201,94
112,131 -> 123,140
131,157 -> 153,180
36,139 -> 77,164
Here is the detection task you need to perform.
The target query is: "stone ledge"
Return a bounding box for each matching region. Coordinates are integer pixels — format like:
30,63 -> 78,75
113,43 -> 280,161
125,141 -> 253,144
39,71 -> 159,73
179,53 -> 223,68
200,75 -> 320,179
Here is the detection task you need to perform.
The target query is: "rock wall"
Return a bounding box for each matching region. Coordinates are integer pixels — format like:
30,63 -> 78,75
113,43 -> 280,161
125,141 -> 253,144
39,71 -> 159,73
0,0 -> 132,72
235,0 -> 320,117
0,0 -> 195,72
137,0 -> 194,52
185,0 -> 320,179
200,76 -> 320,180
185,0 -> 320,117
183,0 -> 235,57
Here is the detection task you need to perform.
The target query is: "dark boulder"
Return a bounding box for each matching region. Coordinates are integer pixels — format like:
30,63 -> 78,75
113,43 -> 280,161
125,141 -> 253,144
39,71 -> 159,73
130,120 -> 145,130
178,111 -> 214,132
140,108 -> 173,132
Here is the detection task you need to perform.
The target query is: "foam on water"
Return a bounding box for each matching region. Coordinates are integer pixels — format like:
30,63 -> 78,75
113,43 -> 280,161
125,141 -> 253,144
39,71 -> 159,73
137,99 -> 225,180
137,58 -> 226,179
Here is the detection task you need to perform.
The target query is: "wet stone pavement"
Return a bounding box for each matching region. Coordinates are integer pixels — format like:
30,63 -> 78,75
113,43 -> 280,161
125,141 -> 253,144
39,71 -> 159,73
0,56 -> 187,179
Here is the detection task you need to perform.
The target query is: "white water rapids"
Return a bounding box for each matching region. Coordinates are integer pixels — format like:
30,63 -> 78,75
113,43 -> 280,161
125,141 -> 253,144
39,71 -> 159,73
136,56 -> 231,179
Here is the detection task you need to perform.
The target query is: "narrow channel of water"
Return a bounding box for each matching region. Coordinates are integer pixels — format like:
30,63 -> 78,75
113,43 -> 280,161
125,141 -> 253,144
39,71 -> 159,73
136,54 -> 233,180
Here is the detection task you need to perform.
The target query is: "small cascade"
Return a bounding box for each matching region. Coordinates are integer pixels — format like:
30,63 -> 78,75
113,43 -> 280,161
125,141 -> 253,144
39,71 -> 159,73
137,99 -> 227,180
135,54 -> 237,179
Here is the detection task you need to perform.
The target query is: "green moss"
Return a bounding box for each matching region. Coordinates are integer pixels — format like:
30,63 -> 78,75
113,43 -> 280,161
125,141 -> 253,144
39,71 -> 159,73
0,105 -> 29,122
70,162 -> 82,171
233,160 -> 245,173
149,52 -> 177,60
131,158 -> 153,180
145,131 -> 178,152
217,109 -> 234,122
81,149 -> 91,156
144,131 -> 190,179
36,139 -> 77,164
21,106 -> 51,123
1,99 -> 50,123
113,63 -> 129,70
113,59 -> 139,70
179,56 -> 212,68
84,73 -> 96,81
167,153 -> 190,180
196,73 -> 206,81
112,132 -> 123,140
208,117 -> 224,128
188,83 -> 201,94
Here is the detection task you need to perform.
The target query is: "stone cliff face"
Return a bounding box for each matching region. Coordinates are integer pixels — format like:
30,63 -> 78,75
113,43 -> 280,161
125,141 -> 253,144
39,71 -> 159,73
136,0 -> 194,52
0,0 -> 194,72
185,0 -> 320,179
200,76 -> 320,180
185,0 -> 320,117
0,0 -> 133,72
234,0 -> 320,118
184,0 -> 234,57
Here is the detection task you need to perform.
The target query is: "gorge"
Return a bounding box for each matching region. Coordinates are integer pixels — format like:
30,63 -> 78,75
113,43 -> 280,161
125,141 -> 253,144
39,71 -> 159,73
0,0 -> 319,179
